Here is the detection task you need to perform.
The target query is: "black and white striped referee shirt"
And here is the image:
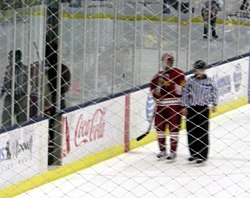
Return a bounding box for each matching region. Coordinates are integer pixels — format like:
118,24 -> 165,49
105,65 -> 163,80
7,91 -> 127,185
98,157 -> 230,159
181,74 -> 219,107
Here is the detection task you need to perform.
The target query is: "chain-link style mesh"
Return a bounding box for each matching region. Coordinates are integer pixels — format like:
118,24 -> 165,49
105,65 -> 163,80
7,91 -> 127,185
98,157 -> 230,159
0,0 -> 250,197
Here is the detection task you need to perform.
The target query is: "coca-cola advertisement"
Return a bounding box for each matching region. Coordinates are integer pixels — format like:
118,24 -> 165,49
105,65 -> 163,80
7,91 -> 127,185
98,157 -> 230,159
61,97 -> 126,165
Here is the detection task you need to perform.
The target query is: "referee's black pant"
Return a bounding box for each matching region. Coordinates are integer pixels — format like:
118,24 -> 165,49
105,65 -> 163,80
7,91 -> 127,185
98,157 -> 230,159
186,105 -> 209,160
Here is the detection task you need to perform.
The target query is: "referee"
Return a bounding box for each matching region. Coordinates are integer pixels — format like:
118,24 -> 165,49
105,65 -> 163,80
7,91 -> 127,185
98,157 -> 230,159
180,60 -> 219,165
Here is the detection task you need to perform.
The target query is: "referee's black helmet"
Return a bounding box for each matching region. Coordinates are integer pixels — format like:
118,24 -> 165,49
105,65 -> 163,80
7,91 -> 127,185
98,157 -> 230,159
194,60 -> 207,70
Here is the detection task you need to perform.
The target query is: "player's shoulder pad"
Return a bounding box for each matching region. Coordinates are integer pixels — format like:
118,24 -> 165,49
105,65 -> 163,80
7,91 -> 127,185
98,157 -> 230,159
152,71 -> 162,78
172,67 -> 184,74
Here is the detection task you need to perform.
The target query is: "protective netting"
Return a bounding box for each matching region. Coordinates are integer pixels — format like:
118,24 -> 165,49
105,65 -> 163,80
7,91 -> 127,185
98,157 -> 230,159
0,0 -> 250,197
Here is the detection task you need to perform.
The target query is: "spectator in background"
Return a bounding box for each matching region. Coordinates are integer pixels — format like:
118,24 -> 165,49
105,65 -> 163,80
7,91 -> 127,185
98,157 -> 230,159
180,60 -> 219,165
30,61 -> 52,118
150,53 -> 185,161
45,42 -> 71,116
240,0 -> 249,11
0,50 -> 28,128
68,0 -> 81,8
163,0 -> 190,14
201,0 -> 221,39
46,61 -> 71,116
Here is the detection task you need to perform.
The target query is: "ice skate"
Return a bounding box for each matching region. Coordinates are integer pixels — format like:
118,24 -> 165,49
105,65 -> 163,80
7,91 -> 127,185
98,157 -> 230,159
156,151 -> 167,159
166,153 -> 176,162
196,159 -> 207,166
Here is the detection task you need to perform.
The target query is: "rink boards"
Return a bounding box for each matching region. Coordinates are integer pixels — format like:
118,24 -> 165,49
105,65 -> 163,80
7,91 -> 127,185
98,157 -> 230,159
0,120 -> 48,195
60,55 -> 249,165
0,55 -> 249,197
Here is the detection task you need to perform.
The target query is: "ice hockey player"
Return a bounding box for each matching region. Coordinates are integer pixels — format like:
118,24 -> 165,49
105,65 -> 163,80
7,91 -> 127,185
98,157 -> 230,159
150,53 -> 185,161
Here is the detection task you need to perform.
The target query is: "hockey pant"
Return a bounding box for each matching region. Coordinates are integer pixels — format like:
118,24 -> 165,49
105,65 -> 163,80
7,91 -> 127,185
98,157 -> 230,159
154,104 -> 182,153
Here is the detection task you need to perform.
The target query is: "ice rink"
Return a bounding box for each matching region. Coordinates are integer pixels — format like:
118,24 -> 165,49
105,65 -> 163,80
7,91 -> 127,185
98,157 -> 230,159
15,104 -> 250,198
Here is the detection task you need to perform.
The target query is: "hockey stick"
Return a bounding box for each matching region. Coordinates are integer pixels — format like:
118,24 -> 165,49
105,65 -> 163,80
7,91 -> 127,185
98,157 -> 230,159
136,76 -> 162,141
136,117 -> 154,141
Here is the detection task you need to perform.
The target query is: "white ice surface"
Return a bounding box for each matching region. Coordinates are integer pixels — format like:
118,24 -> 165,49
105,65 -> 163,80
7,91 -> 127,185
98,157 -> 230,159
15,105 -> 250,198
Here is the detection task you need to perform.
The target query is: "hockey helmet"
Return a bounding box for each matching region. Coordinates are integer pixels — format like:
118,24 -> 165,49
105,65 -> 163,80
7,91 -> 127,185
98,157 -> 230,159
194,60 -> 207,70
162,53 -> 174,62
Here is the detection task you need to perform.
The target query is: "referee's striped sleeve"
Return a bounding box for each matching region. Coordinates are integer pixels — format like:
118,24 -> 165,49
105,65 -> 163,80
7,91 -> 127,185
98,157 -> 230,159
181,76 -> 219,107
181,79 -> 191,107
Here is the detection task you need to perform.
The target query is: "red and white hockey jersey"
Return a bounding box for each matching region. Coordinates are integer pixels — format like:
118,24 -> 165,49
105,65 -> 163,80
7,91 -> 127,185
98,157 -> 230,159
150,68 -> 185,106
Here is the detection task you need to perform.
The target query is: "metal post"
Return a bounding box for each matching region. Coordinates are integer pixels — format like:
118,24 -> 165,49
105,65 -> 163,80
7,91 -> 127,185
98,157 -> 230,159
82,0 -> 87,101
27,7 -> 32,120
236,1 -> 240,56
46,0 -> 60,110
57,3 -> 62,111
40,1 -> 47,117
159,0 -> 164,71
221,0 -> 226,60
207,0 -> 211,63
132,1 -> 138,87
111,0 -> 117,94
11,11 -> 17,126
176,0 -> 181,67
94,3 -> 100,98
187,0 -> 193,70
45,0 -> 62,166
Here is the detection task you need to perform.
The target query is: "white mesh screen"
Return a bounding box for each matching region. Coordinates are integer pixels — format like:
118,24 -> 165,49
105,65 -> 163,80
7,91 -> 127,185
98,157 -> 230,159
0,0 -> 250,197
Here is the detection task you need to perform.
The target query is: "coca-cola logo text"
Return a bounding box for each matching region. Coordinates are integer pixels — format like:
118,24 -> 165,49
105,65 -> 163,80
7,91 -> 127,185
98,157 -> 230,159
74,108 -> 106,147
